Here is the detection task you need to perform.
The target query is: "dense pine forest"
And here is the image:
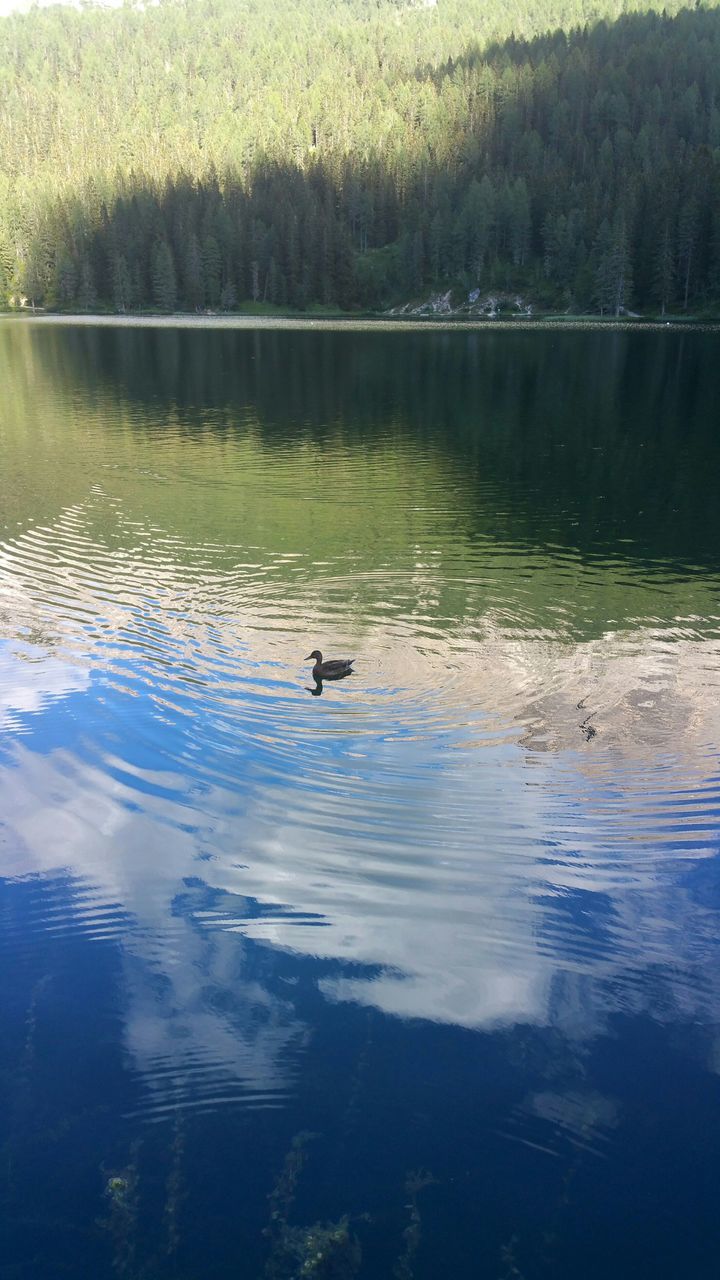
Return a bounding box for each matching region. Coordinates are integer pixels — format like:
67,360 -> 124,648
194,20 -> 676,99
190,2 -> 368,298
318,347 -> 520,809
2,0 -> 720,314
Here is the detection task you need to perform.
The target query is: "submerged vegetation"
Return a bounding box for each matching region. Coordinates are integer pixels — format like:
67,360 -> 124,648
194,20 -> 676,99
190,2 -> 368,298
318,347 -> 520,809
100,1152 -> 140,1279
393,1170 -> 437,1280
2,0 -> 720,314
266,1215 -> 362,1280
263,1132 -> 362,1279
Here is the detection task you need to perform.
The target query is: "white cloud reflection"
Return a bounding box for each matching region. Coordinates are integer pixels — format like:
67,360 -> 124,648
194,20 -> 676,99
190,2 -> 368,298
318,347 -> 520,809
0,642 -> 89,730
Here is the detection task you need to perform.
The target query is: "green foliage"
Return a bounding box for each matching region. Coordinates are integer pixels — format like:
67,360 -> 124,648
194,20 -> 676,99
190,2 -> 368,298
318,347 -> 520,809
267,1216 -> 362,1280
263,1132 -> 363,1279
99,1152 -> 140,1278
393,1170 -> 437,1280
266,1131 -> 316,1234
151,238 -> 177,310
77,256 -> 98,312
111,253 -> 131,313
3,0 -> 720,311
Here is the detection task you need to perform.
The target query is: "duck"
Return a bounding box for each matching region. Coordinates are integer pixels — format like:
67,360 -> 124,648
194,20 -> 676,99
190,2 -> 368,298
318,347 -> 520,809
305,650 -> 355,681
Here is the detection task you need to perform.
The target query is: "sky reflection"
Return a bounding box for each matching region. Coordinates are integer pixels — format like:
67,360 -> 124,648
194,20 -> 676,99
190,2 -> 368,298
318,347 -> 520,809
1,564 -> 719,1098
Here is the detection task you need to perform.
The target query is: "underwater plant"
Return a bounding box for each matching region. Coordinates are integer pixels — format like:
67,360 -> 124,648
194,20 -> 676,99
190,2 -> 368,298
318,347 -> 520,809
268,1215 -> 361,1279
263,1131 -> 362,1279
164,1113 -> 186,1260
393,1169 -> 437,1280
99,1147 -> 140,1278
266,1130 -> 317,1232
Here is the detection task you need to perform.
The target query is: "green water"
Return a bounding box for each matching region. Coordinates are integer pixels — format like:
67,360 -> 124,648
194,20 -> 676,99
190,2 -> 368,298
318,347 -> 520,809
0,319 -> 719,1279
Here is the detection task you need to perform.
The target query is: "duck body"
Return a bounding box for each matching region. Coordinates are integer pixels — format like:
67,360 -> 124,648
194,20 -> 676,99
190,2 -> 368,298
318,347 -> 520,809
305,649 -> 355,681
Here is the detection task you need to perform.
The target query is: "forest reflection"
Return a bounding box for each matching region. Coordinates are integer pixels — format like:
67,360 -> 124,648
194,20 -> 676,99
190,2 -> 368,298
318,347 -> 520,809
4,319 -> 720,572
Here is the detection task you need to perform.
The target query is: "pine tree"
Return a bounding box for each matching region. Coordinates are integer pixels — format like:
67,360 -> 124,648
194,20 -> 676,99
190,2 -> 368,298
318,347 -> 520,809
202,234 -> 222,307
508,177 -> 531,267
461,177 -> 496,283
266,257 -> 286,305
653,220 -> 675,317
77,257 -> 97,312
182,232 -> 203,310
111,253 -> 131,312
151,239 -> 177,311
593,220 -> 614,316
54,249 -> 77,307
608,221 -> 633,316
677,199 -> 699,310
219,276 -> 237,309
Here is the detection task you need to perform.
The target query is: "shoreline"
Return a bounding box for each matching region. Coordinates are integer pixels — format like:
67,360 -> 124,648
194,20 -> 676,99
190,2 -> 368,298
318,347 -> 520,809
1,311 -> 718,333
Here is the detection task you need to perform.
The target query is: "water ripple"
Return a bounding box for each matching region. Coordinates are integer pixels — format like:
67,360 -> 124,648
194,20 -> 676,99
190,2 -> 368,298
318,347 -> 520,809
1,349 -> 720,1118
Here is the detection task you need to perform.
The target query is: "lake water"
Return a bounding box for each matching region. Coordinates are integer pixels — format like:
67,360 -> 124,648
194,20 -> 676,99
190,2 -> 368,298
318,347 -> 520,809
1,319 -> 720,1279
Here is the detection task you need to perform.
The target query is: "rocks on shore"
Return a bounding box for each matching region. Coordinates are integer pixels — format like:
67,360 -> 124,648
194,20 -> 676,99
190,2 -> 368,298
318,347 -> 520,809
386,290 -> 534,318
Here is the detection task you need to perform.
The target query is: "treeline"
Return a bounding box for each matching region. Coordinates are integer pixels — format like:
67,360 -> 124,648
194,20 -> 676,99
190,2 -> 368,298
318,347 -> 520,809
2,0 -> 720,313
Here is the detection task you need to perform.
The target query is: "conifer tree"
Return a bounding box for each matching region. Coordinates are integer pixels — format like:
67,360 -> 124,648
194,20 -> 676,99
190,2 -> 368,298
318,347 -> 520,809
654,220 -> 676,317
111,253 -> 131,312
77,258 -> 97,312
151,239 -> 177,311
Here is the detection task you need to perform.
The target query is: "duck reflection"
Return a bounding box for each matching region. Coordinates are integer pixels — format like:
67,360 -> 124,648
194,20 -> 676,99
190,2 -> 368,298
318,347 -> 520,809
307,677 -> 323,696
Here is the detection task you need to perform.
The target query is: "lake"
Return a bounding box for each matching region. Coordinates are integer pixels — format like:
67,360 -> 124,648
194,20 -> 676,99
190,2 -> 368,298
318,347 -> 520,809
1,319 -> 719,1279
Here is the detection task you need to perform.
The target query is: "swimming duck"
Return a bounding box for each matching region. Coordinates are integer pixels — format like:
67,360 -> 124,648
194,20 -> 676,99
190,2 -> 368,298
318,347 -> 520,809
305,650 -> 355,680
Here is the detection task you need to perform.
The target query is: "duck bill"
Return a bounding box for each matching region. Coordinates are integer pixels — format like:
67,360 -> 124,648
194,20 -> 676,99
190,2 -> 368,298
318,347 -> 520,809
304,654 -> 314,661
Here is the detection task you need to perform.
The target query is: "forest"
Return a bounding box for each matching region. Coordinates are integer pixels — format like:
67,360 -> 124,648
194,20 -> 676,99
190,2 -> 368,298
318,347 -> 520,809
1,0 -> 720,315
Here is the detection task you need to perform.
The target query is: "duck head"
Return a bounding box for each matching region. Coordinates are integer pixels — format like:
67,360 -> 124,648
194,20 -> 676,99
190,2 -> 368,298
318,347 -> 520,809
305,650 -> 323,662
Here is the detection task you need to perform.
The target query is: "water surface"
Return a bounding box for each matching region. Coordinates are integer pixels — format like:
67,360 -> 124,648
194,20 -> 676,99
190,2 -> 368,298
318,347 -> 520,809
1,321 -> 720,1278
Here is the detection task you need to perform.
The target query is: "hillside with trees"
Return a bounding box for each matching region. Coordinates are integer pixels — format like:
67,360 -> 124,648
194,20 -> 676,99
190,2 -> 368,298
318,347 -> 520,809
1,0 -> 720,314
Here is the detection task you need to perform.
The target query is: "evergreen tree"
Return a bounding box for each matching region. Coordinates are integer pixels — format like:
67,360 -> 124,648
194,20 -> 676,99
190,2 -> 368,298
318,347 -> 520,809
182,232 -> 203,310
77,258 -> 97,312
2,0 -> 720,314
508,178 -> 531,267
201,234 -> 222,308
654,220 -> 676,317
220,276 -> 238,309
151,239 -> 177,311
608,221 -> 633,316
677,199 -> 699,310
111,253 -> 131,312
54,250 -> 77,307
593,220 -> 615,316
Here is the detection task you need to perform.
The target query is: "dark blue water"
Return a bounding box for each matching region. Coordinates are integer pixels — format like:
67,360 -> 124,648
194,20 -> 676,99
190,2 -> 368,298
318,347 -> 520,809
1,319 -> 720,1278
